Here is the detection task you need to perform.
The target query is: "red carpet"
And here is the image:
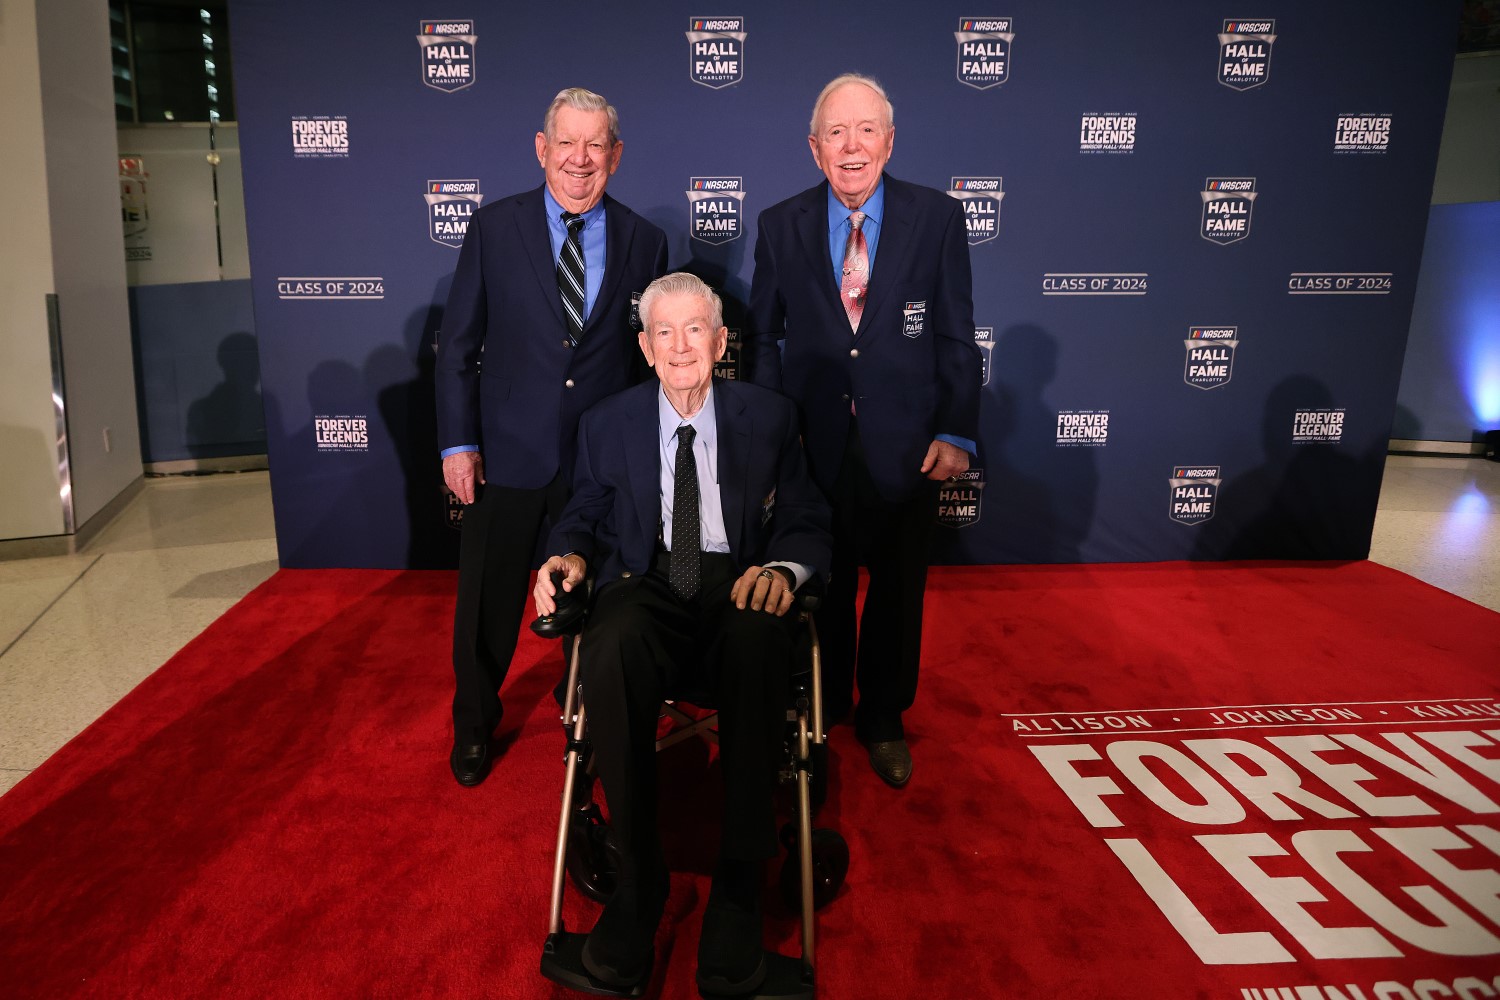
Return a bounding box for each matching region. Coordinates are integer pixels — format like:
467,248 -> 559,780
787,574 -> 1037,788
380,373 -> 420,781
3,562 -> 1499,1000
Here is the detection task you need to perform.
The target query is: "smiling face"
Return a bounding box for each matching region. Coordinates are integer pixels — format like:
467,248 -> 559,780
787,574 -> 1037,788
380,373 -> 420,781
535,105 -> 622,214
809,81 -> 895,210
638,290 -> 728,415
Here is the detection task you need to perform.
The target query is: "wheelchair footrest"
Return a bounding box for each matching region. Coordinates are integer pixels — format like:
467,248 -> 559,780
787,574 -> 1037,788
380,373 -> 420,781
541,931 -> 648,998
699,951 -> 813,1000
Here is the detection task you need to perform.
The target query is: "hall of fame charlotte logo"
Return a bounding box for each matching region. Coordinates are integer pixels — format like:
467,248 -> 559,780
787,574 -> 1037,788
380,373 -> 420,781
948,177 -> 1003,245
1170,466 -> 1221,525
955,17 -> 1013,89
714,329 -> 742,380
976,326 -> 994,385
1217,19 -> 1274,90
686,17 -> 745,89
686,177 -> 744,244
937,468 -> 985,528
425,179 -> 483,248
1201,177 -> 1256,245
417,20 -> 476,92
1184,326 -> 1238,390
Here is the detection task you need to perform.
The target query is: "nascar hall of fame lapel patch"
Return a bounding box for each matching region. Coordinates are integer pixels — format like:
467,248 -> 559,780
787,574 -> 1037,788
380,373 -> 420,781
686,16 -> 745,89
686,177 -> 744,244
903,301 -> 927,339
1217,19 -> 1274,91
1184,326 -> 1238,390
425,180 -> 482,248
976,326 -> 994,386
1170,466 -> 1221,525
948,178 -> 1004,245
955,17 -> 1013,90
418,20 -> 476,93
1201,177 -> 1255,245
937,469 -> 985,528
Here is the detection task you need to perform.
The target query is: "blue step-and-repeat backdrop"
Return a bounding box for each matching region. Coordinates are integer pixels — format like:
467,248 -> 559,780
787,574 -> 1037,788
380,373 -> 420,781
231,1 -> 1458,569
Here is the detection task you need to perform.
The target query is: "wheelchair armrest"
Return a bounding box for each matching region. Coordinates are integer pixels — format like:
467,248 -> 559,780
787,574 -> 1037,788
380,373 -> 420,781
529,571 -> 590,639
796,573 -> 827,614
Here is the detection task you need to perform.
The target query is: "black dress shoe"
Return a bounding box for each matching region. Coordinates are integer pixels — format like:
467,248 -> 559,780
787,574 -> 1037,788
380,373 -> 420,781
449,741 -> 491,787
696,860 -> 767,996
865,738 -> 912,788
581,868 -> 669,988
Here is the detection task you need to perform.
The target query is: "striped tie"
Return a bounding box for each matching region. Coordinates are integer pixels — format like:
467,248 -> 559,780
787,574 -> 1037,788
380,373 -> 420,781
558,212 -> 587,343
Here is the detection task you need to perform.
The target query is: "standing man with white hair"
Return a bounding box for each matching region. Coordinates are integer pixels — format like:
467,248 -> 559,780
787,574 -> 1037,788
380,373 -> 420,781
436,87 -> 668,787
745,73 -> 981,788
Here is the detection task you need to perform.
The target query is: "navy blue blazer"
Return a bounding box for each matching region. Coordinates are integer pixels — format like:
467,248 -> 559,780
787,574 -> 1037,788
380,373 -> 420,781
546,379 -> 832,588
435,185 -> 668,489
745,175 -> 980,502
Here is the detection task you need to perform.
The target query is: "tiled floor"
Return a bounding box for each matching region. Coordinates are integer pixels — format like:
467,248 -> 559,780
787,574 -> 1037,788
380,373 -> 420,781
1,455 -> 1496,797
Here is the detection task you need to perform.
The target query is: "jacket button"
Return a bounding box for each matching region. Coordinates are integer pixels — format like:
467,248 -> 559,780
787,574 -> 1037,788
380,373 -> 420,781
563,339 -> 573,348
849,348 -> 859,358
841,393 -> 850,401
564,379 -> 576,388
621,571 -> 632,578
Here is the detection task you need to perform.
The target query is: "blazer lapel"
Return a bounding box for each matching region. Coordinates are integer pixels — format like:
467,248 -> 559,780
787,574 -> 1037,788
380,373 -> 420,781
519,186 -> 567,330
586,195 -> 631,334
625,384 -> 662,549
857,175 -> 915,337
714,382 -> 751,562
796,183 -> 841,306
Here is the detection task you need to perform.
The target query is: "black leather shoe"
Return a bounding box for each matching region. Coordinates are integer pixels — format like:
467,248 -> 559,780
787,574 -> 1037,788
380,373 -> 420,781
697,860 -> 767,996
581,868 -> 669,989
449,741 -> 491,787
865,738 -> 912,788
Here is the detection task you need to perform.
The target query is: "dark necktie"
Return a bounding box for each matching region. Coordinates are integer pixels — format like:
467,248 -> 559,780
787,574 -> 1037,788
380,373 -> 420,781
669,424 -> 701,600
558,212 -> 586,344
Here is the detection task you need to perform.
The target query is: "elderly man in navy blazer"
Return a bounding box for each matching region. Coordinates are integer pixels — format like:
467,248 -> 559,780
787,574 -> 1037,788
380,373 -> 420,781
435,88 -> 668,787
744,73 -> 981,788
533,273 -> 831,995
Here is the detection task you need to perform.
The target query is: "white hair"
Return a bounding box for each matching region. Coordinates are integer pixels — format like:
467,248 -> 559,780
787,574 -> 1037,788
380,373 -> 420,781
543,87 -> 620,144
809,73 -> 894,136
638,272 -> 724,331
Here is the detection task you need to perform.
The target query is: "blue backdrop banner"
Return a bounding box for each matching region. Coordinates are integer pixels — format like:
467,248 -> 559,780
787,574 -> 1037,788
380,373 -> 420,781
230,1 -> 1458,569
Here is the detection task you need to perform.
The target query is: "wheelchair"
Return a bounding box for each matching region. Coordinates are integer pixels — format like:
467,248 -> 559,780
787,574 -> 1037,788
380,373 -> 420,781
531,573 -> 849,999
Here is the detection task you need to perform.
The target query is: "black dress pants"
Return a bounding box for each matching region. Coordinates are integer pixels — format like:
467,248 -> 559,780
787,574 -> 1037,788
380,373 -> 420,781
450,472 -> 569,745
818,424 -> 938,744
580,555 -> 796,875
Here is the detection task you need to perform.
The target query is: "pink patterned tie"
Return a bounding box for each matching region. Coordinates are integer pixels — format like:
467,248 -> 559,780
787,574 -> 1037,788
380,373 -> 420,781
840,211 -> 868,332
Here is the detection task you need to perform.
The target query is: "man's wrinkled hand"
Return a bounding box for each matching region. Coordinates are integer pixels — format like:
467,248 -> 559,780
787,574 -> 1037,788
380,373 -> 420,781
920,439 -> 970,482
731,565 -> 795,617
533,554 -> 587,618
443,451 -> 485,505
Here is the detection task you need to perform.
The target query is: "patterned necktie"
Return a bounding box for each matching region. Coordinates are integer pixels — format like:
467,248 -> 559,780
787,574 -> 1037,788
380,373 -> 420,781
840,210 -> 869,332
558,212 -> 586,344
669,424 -> 701,601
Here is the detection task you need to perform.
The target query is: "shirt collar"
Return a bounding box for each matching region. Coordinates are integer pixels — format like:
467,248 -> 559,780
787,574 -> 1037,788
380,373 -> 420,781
658,383 -> 716,446
826,178 -> 885,235
544,186 -> 606,230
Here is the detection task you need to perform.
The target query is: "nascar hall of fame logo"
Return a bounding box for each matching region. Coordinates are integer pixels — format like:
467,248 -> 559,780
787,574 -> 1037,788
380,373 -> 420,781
975,326 -> 994,386
1201,177 -> 1255,245
417,20 -> 476,92
686,17 -> 745,89
425,179 -> 483,248
314,415 -> 368,453
714,328 -> 742,380
291,116 -> 348,158
955,17 -> 1013,90
1056,410 -> 1109,448
1334,113 -> 1392,154
445,489 -> 465,529
686,177 -> 744,244
1170,466 -> 1221,525
948,178 -> 1003,245
903,301 -> 927,339
937,469 -> 984,528
1293,408 -> 1345,444
1184,326 -> 1238,390
1217,19 -> 1275,90
1078,113 -> 1136,154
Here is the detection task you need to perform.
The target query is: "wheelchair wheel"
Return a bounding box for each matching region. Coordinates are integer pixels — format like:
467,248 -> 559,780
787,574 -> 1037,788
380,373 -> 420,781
565,801 -> 621,904
778,827 -> 849,911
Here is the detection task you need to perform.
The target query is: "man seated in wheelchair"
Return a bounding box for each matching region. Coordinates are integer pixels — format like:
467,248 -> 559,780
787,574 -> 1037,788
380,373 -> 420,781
533,271 -> 832,995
